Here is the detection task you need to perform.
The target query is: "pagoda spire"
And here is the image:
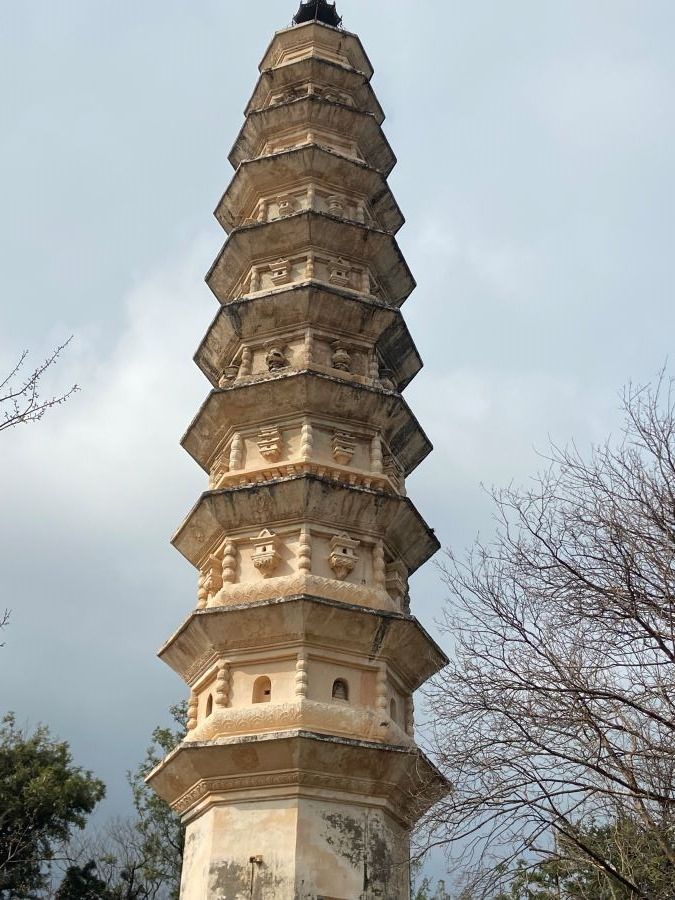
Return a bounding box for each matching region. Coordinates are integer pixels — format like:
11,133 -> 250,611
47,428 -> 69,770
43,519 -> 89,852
293,0 -> 342,27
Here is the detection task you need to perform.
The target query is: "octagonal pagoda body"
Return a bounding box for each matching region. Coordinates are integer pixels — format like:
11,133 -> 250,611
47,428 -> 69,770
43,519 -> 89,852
148,7 -> 446,899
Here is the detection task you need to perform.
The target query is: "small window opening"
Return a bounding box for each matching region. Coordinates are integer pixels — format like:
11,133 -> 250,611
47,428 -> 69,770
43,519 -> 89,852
389,698 -> 397,723
253,676 -> 272,704
206,694 -> 213,718
332,679 -> 349,702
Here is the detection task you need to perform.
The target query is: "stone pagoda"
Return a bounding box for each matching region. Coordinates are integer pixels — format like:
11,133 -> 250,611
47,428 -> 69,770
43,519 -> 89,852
148,2 -> 447,897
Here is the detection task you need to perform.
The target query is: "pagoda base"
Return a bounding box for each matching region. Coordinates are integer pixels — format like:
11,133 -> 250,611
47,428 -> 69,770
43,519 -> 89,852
181,796 -> 411,899
148,731 -> 446,899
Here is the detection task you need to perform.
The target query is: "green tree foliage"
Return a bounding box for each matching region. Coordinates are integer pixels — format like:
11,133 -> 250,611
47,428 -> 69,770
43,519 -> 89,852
495,817 -> 675,900
57,703 -> 187,900
0,713 -> 105,899
125,702 -> 186,897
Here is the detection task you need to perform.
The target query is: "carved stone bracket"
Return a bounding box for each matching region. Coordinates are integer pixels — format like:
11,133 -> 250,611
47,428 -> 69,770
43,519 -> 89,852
332,431 -> 356,466
329,532 -> 360,580
251,529 -> 281,576
257,426 -> 283,463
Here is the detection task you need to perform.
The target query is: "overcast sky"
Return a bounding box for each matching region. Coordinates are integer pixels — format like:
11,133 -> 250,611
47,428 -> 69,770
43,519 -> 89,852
1,0 -> 674,883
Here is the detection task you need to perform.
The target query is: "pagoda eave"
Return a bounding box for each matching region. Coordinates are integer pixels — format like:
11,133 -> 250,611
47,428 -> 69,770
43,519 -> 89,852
193,286 -> 422,391
206,211 -> 415,306
172,475 -> 440,574
158,595 -> 448,690
216,145 -> 403,234
228,99 -> 395,175
146,731 -> 447,827
247,55 -> 385,123
258,22 -> 374,80
181,370 -> 431,476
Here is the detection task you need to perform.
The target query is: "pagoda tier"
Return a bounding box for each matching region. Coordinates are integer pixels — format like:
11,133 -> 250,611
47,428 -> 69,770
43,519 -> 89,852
148,10 -> 446,899
194,285 -> 423,392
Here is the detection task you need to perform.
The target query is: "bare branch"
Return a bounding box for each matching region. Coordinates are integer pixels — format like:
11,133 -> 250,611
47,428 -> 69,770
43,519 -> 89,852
0,338 -> 78,433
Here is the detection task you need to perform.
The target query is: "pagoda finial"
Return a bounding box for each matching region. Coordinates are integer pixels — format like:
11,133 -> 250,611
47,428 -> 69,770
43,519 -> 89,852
293,0 -> 342,28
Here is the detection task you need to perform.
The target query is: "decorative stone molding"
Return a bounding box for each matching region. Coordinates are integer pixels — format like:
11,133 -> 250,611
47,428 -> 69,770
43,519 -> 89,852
238,346 -> 253,378
184,699 -> 413,748
257,426 -> 283,463
329,532 -> 360,580
384,454 -> 404,492
300,417 -> 314,461
331,341 -> 352,372
373,540 -> 386,591
197,573 -> 208,611
406,696 -> 415,737
370,433 -> 383,475
229,433 -> 244,470
376,664 -> 388,725
221,538 -> 237,585
270,258 -> 291,286
215,661 -> 231,709
297,525 -> 312,573
187,690 -> 198,732
332,431 -> 356,466
295,652 -> 309,699
251,529 -> 281,576
210,572 -> 395,613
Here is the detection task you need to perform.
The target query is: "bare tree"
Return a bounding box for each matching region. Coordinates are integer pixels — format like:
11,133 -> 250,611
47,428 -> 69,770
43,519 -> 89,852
0,339 -> 78,433
0,610 -> 8,648
421,375 -> 675,898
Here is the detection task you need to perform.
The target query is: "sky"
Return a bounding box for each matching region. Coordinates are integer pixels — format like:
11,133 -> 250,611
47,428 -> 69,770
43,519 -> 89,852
1,0 -> 674,885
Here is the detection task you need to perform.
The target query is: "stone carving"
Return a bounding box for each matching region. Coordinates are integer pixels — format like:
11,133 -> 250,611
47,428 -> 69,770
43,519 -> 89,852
295,652 -> 309,699
300,418 -> 314,461
372,540 -> 386,591
251,529 -> 281,576
197,573 -> 208,610
221,539 -> 238,585
376,664 -> 388,724
229,433 -> 244,471
384,454 -> 404,492
297,525 -> 312,573
329,257 -> 351,287
385,559 -> 408,607
257,426 -> 283,462
370,433 -> 383,474
276,195 -> 298,217
187,691 -> 198,732
379,368 -> 396,391
329,533 -> 360,580
237,346 -> 253,378
332,431 -> 356,466
204,554 -> 223,602
331,341 -> 352,373
215,661 -> 231,709
326,194 -> 346,215
265,344 -> 288,371
218,365 -> 239,387
270,258 -> 291,286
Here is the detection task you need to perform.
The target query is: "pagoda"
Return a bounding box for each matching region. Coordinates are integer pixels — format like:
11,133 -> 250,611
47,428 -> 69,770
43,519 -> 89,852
147,2 -> 447,897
